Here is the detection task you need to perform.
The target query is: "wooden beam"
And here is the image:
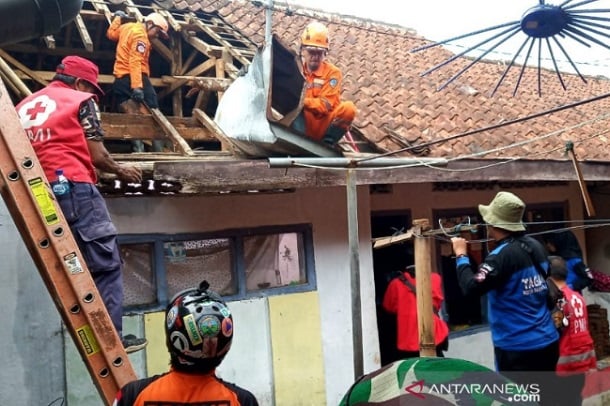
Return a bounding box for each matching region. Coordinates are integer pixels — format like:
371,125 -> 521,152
3,43 -> 116,59
157,58 -> 216,98
43,35 -> 56,49
74,15 -> 94,52
140,103 -> 195,156
14,70 -> 164,86
413,219 -> 436,358
0,50 -> 47,86
192,108 -> 234,154
566,142 -> 596,217
101,112 -> 217,141
171,35 -> 183,117
0,56 -> 31,97
163,76 -> 231,92
151,159 -> 610,194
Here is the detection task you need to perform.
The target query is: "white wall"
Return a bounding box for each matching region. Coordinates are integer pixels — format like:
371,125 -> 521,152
106,186 -> 380,405
0,197 -> 65,405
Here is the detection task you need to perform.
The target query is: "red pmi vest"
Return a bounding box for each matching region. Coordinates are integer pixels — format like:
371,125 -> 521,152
556,286 -> 597,375
16,81 -> 97,184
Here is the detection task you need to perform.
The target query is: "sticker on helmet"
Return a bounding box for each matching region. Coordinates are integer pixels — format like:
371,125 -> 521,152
219,306 -> 231,318
183,314 -> 203,345
222,317 -> 233,337
136,40 -> 147,54
329,78 -> 338,88
169,331 -> 189,352
166,306 -> 178,329
198,316 -> 221,337
203,337 -> 218,358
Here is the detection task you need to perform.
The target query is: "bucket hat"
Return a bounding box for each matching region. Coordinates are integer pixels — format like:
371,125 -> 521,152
478,191 -> 526,232
56,55 -> 104,95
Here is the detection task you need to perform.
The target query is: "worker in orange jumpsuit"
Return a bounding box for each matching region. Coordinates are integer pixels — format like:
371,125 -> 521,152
107,11 -> 169,152
292,21 -> 357,146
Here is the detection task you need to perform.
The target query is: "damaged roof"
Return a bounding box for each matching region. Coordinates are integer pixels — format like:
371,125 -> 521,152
6,1 -> 610,195
167,0 -> 610,162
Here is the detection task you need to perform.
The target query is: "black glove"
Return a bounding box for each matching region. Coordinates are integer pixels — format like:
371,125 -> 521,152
131,88 -> 144,103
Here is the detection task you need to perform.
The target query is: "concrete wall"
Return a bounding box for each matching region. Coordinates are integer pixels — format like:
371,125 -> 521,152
0,197 -> 65,405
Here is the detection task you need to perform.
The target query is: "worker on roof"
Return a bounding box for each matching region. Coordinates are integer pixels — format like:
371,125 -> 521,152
15,55 -> 147,354
106,11 -> 169,152
292,21 -> 357,146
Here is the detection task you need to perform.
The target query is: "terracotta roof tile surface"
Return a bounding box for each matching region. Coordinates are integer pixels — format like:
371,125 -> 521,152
173,0 -> 610,162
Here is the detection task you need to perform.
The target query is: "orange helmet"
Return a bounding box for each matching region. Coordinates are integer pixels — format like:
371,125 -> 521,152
301,21 -> 329,50
145,12 -> 169,37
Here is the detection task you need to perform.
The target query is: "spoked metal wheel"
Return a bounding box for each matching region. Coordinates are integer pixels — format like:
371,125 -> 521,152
411,0 -> 610,96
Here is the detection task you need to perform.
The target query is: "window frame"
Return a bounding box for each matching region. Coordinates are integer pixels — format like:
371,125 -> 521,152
118,223 -> 317,312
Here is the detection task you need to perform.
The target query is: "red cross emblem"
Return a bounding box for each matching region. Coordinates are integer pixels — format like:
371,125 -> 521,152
26,101 -> 46,120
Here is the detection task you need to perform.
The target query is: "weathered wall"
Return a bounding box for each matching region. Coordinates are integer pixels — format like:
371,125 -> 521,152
0,197 -> 65,405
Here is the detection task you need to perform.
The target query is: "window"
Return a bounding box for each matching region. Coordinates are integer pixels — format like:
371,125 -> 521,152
119,224 -> 315,311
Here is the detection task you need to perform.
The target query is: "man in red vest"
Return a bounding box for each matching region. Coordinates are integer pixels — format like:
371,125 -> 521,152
548,255 -> 597,405
15,55 -> 147,353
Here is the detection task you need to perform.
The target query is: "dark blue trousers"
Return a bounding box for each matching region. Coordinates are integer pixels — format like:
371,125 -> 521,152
55,182 -> 124,336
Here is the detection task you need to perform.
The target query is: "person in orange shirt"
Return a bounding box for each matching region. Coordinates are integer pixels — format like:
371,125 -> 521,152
382,265 -> 450,360
292,21 -> 357,146
106,11 -> 168,152
114,281 -> 258,405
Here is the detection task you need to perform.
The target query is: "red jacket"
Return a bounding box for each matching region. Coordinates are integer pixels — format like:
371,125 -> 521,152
556,286 -> 597,375
383,271 -> 449,352
16,81 -> 97,184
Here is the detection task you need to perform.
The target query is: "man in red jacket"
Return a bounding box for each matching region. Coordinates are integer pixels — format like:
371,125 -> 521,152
292,21 -> 357,146
548,255 -> 597,405
382,265 -> 449,359
15,55 -> 146,353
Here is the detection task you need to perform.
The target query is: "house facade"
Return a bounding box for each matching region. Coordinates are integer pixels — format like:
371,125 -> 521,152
2,1 -> 610,405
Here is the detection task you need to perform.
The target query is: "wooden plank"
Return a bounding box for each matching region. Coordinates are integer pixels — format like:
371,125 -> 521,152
151,159 -> 610,194
0,50 -> 48,87
192,108 -> 234,154
142,103 -> 194,156
14,70 -> 162,86
158,58 -> 216,98
44,35 -> 56,49
0,56 -> 31,97
567,143 -> 596,217
413,219 -> 436,357
74,15 -> 94,52
101,113 -> 217,141
162,75 -> 232,92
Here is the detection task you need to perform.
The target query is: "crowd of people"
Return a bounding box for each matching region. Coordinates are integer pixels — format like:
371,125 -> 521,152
378,190 -> 599,405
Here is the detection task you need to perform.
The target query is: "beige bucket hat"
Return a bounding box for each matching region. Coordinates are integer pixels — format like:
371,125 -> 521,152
478,191 -> 526,232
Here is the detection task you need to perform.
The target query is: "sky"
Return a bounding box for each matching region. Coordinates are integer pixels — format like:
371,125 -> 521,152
286,0 -> 610,77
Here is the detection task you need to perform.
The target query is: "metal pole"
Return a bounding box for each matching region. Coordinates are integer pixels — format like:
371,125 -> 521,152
347,169 -> 363,378
265,0 -> 273,45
